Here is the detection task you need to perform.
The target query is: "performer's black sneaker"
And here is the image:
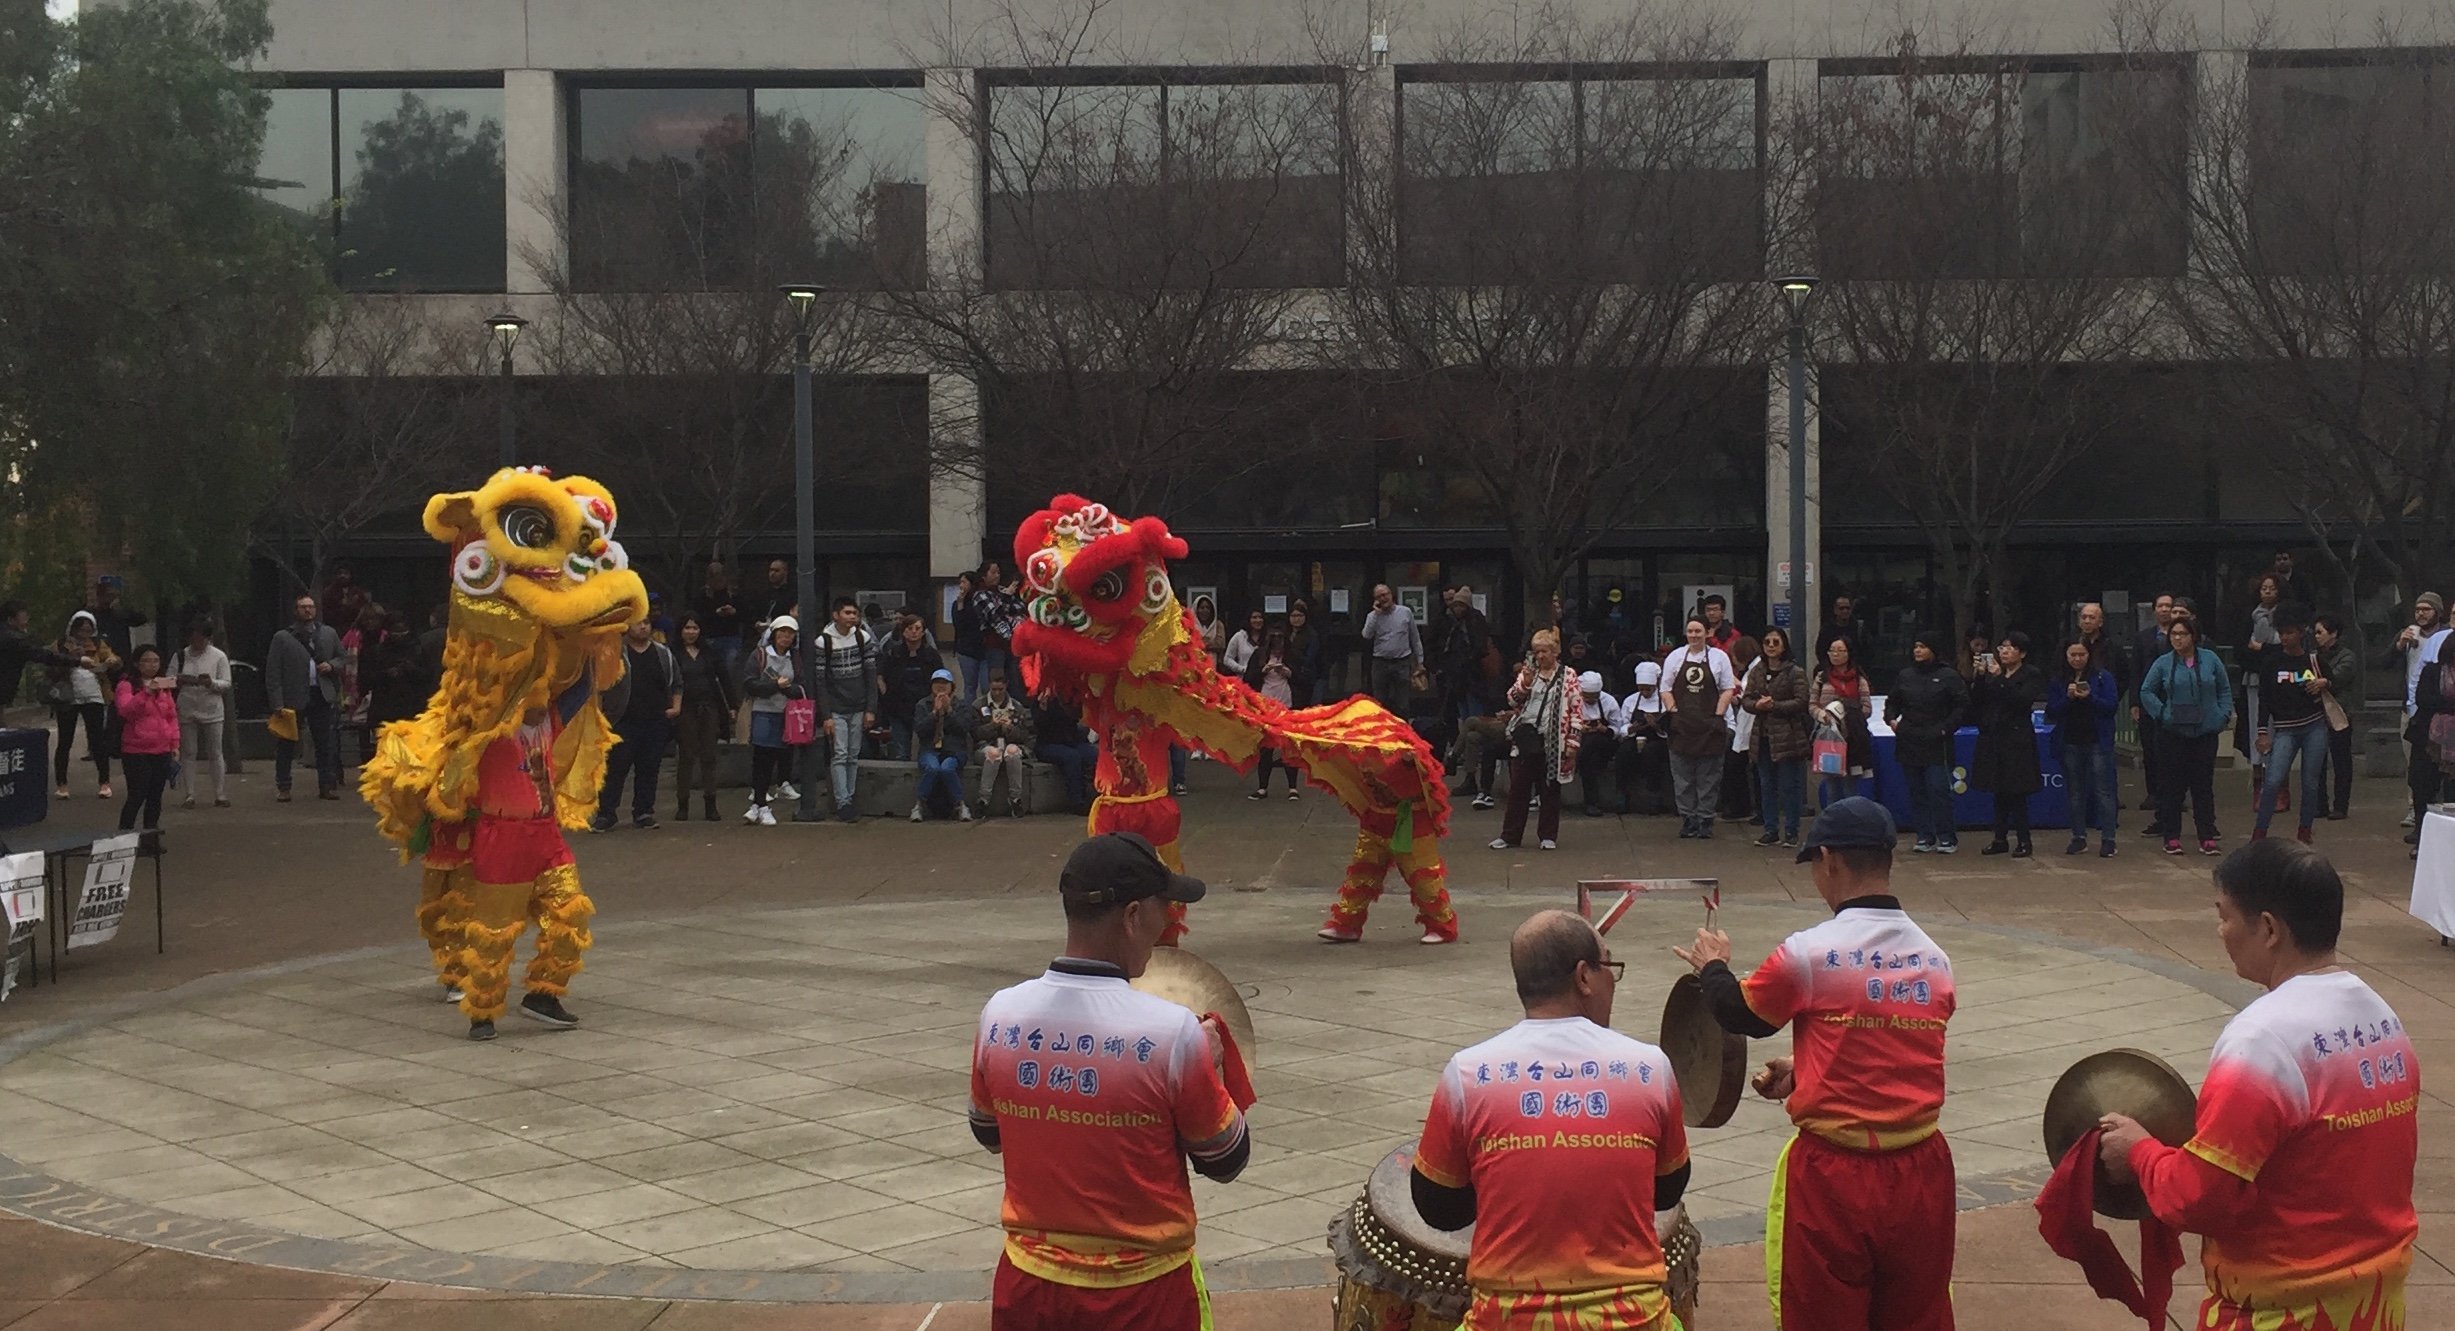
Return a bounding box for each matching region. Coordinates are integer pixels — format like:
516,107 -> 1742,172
440,986 -> 464,1005
520,994 -> 579,1028
468,1020 -> 496,1041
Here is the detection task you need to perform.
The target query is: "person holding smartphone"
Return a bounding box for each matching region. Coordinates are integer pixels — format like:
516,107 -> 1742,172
114,644 -> 182,831
171,617 -> 232,808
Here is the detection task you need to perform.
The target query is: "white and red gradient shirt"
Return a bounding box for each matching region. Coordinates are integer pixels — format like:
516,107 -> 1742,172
2131,971 -> 2418,1325
1414,1017 -> 1689,1330
1739,906 -> 1956,1150
970,964 -> 1242,1289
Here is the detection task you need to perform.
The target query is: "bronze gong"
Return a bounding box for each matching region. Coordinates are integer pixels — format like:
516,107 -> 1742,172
2042,1048 -> 2197,1221
1660,972 -> 1748,1128
1129,946 -> 1257,1087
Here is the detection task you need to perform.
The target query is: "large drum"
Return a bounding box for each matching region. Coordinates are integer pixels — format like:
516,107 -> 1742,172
1327,1146 -> 1701,1330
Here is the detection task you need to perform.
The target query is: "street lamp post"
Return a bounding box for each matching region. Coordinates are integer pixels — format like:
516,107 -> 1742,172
780,284 -> 826,823
486,313 -> 527,468
1774,276 -> 1819,642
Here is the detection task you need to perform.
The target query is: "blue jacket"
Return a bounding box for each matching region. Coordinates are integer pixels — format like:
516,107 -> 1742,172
2139,649 -> 2235,738
2044,666 -> 2120,749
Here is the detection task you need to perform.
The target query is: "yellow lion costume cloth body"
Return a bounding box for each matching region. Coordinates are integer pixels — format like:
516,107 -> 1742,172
360,468 -> 649,1035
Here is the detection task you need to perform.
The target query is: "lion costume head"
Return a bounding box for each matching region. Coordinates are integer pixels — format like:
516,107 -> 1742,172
361,468 -> 650,852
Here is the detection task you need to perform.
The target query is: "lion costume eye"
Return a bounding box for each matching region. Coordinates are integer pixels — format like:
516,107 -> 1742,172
1089,569 -> 1126,602
499,506 -> 556,550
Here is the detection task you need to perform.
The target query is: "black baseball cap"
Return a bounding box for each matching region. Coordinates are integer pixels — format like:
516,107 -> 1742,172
1795,796 -> 1898,863
1059,833 -> 1208,907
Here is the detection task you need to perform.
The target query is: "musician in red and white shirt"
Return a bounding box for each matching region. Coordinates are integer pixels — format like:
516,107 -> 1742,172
1675,796 -> 1958,1330
969,833 -> 1249,1331
1410,910 -> 1691,1330
2100,841 -> 2418,1331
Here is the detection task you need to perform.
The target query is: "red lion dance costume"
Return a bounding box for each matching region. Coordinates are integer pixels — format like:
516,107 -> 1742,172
1010,495 -> 1458,945
361,468 -> 649,1039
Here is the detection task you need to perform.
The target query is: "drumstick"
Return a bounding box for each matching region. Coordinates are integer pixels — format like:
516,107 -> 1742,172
1575,879 -> 1719,936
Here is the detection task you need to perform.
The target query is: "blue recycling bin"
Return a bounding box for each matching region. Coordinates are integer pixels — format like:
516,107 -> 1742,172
1869,716 -> 2068,832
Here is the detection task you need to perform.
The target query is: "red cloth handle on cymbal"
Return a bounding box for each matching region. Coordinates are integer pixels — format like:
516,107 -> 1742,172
2034,1126 -> 2182,1330
1200,1012 -> 1257,1111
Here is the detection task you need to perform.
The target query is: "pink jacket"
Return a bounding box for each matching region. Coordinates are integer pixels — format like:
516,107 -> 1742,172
114,678 -> 181,755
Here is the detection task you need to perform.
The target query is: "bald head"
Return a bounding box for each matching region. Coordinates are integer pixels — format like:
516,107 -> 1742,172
1511,910 -> 1603,1008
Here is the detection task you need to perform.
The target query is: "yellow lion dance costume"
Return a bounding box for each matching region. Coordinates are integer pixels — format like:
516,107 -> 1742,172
360,468 -> 649,1039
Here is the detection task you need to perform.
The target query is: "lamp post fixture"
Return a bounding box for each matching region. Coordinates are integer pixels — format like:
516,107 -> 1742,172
779,283 -> 826,823
1774,275 -> 1819,642
485,312 -> 527,468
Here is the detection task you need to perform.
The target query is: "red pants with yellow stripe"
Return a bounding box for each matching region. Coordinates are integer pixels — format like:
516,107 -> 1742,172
991,1254 -> 1209,1331
1766,1131 -> 1955,1331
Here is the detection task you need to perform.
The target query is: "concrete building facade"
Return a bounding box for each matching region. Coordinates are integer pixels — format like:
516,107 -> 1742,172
246,0 -> 2455,676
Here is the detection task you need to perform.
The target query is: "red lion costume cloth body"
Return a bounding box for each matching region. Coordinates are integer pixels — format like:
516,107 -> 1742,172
1010,495 -> 1458,945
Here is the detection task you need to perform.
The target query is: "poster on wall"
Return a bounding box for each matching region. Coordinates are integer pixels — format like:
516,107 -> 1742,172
854,590 -> 906,623
67,833 -> 137,951
2,851 -> 45,1002
1328,589 -> 1351,616
1263,594 -> 1288,615
1396,586 -> 1431,621
1679,584 -> 1736,624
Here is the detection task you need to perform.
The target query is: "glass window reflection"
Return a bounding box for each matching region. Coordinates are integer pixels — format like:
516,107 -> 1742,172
755,86 -> 928,289
984,77 -> 1341,290
255,87 -> 334,231
572,87 -> 755,289
337,87 -> 505,291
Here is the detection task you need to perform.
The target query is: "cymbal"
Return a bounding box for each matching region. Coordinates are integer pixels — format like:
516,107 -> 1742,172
1660,972 -> 1747,1128
2042,1048 -> 2197,1221
1130,947 -> 1256,1086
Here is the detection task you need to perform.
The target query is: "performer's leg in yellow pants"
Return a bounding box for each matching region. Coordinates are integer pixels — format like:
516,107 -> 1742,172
453,865 -> 594,1022
523,863 -> 594,1000
417,866 -> 472,995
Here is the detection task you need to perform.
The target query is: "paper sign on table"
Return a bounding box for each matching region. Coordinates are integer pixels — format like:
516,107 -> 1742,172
67,833 -> 138,951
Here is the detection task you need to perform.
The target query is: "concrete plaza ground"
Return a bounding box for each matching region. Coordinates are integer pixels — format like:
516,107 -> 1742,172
1,758 -> 2451,1329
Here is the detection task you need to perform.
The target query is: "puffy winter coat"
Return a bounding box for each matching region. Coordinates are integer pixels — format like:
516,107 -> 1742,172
1742,658 -> 1813,763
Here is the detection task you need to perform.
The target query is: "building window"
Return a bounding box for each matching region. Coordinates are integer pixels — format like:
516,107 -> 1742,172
251,83 -> 507,292
1398,68 -> 1761,285
1815,61 -> 2185,280
983,72 -> 1344,290
2249,55 -> 2455,275
569,82 -> 926,292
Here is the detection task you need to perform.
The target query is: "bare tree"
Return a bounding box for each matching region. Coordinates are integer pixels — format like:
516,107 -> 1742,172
518,89 -> 901,590
1327,1 -> 1772,620
882,0 -> 1347,521
255,298 -> 486,594
1793,27 -> 2173,638
2114,4 -> 2455,613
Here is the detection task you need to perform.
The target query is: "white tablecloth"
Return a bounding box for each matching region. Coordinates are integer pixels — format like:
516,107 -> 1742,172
2408,811 -> 2455,939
